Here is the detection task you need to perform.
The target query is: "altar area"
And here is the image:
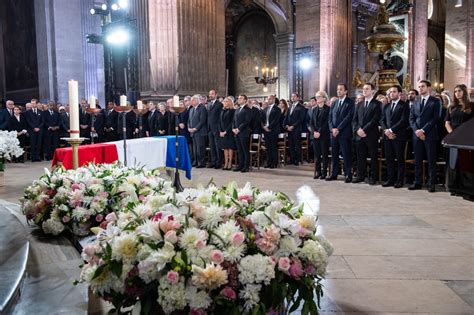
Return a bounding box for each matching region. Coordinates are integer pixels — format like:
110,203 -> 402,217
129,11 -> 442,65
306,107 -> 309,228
1,161 -> 473,314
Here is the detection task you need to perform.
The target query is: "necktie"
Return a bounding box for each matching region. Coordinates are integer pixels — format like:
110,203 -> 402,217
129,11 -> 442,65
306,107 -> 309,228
290,105 -> 295,115
391,102 -> 396,112
9,109 -> 13,116
420,98 -> 425,111
34,109 -> 37,115
365,101 -> 369,108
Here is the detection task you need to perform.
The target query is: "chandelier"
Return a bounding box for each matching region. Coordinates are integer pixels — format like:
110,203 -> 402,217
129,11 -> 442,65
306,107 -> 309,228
255,51 -> 278,93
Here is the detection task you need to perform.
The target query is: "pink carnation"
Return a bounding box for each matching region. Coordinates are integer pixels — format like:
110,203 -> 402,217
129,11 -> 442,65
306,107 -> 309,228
278,257 -> 291,272
238,195 -> 253,202
166,271 -> 179,284
105,212 -> 117,222
194,239 -> 205,249
289,258 -> 304,279
220,287 -> 236,300
230,232 -> 245,246
164,230 -> 178,244
210,249 -> 224,264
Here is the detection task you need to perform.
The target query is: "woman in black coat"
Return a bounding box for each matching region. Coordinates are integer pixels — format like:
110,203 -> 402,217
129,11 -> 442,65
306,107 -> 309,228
218,97 -> 236,170
311,91 -> 331,179
8,106 -> 28,162
157,103 -> 169,136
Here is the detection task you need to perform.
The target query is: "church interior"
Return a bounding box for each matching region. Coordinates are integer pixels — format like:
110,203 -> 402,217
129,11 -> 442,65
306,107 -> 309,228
0,0 -> 473,314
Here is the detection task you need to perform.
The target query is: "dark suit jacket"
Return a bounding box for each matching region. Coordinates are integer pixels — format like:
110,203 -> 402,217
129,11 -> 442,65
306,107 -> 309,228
0,108 -> 12,130
188,104 -> 208,137
207,100 -> 223,134
178,108 -> 191,141
263,104 -> 282,134
233,105 -> 252,138
311,105 -> 330,140
43,110 -> 61,130
284,102 -> 306,133
409,96 -> 441,141
146,110 -> 159,136
329,97 -> 355,139
250,106 -> 263,134
93,112 -> 105,137
25,109 -> 44,130
219,108 -> 235,134
105,108 -> 119,130
8,114 -> 28,132
117,111 -> 136,138
352,98 -> 382,141
157,112 -> 169,134
59,113 -> 70,137
380,100 -> 409,140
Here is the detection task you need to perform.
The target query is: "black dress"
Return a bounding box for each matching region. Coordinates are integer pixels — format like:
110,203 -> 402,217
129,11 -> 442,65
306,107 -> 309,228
445,105 -> 473,129
218,108 -> 236,150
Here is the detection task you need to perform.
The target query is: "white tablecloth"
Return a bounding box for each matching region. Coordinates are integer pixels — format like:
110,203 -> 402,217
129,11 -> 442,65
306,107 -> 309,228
108,137 -> 167,169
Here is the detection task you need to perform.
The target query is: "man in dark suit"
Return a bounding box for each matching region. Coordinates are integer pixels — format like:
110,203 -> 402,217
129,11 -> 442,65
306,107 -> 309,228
25,99 -> 44,161
79,99 -> 91,141
262,95 -> 281,169
146,101 -> 159,137
352,83 -> 382,185
0,100 -> 14,130
311,92 -> 331,179
42,101 -> 61,160
409,80 -> 441,192
188,94 -> 208,168
232,94 -> 252,172
381,85 -> 409,188
249,99 -> 263,135
104,101 -> 119,142
59,106 -> 70,144
179,96 -> 192,158
327,84 -> 355,182
92,109 -> 105,143
117,107 -> 136,140
207,90 -> 223,168
284,93 -> 306,165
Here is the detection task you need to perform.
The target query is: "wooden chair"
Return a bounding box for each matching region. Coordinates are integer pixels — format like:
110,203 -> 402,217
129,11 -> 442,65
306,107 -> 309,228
249,134 -> 262,170
277,133 -> 287,167
300,132 -> 310,163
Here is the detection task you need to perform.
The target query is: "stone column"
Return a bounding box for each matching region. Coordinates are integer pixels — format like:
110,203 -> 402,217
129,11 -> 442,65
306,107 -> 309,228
275,33 -> 294,100
141,0 -> 225,99
319,0 -> 352,96
466,0 -> 474,88
412,0 -> 428,84
0,18 -> 5,99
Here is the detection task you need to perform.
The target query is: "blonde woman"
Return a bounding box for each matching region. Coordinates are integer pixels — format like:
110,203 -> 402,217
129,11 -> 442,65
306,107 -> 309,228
218,97 -> 237,170
310,91 -> 331,179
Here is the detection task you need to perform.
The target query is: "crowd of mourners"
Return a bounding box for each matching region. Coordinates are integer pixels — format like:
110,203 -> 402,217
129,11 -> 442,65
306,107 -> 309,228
0,80 -> 472,193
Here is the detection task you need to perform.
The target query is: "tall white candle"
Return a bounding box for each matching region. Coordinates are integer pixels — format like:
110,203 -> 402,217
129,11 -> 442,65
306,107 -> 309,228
89,95 -> 96,109
173,95 -> 180,107
120,95 -> 127,106
137,100 -> 143,110
68,80 -> 79,139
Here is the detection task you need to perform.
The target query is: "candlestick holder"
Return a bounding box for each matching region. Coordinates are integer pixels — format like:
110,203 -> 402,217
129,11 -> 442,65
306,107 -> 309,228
60,137 -> 87,170
86,108 -> 102,144
169,105 -> 186,192
133,108 -> 148,138
114,106 -> 133,166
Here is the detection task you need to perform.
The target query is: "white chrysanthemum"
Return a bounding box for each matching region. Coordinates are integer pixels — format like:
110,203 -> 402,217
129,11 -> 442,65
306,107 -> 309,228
42,218 -> 65,235
299,239 -> 329,275
136,220 -> 162,242
277,235 -> 301,257
180,227 -> 208,250
255,190 -> 278,207
185,285 -> 212,310
176,188 -> 199,203
248,211 -> 269,227
152,242 -> 176,271
116,211 -> 135,229
238,254 -> 275,285
145,195 -> 170,209
213,220 -> 240,244
133,204 -> 153,219
239,284 -> 261,311
157,276 -> 187,314
137,256 -> 160,283
111,233 -> 138,262
71,206 -> 94,221
80,263 -> 117,295
136,243 -> 153,261
238,182 -> 253,198
201,204 -> 225,229
223,245 -> 246,263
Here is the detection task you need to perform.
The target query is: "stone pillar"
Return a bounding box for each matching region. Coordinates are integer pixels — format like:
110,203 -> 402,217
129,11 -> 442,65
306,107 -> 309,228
412,0 -> 428,83
142,0 -> 225,99
34,0 -> 86,103
319,0 -> 352,96
444,0 -> 472,91
275,33 -> 294,100
0,18 -> 5,99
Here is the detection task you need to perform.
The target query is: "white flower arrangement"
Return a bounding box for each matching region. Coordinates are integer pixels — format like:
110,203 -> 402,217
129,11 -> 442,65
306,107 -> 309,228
0,130 -> 24,163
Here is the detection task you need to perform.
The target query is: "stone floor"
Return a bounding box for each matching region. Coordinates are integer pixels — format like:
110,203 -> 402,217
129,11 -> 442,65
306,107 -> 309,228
1,161 -> 473,314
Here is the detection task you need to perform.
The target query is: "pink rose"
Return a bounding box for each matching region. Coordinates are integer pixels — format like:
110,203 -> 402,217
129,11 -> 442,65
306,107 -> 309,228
278,257 -> 291,272
62,216 -> 71,223
139,195 -> 146,201
194,239 -> 205,249
164,230 -> 178,244
95,214 -> 104,222
210,250 -> 224,264
289,258 -> 303,279
152,212 -> 163,221
231,232 -> 245,246
220,287 -> 236,300
166,271 -> 179,284
105,212 -> 117,222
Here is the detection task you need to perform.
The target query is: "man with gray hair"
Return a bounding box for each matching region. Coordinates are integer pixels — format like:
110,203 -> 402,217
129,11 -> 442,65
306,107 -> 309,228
188,94 -> 208,168
207,89 -> 223,168
0,100 -> 14,130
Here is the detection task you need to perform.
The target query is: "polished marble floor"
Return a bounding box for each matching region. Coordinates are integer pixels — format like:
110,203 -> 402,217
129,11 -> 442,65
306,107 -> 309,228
1,161 -> 473,314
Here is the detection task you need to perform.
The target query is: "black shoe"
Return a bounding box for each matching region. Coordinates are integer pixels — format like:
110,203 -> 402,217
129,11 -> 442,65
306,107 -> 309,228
269,165 -> 276,169
345,177 -> 352,183
214,165 -> 222,169
196,165 -> 205,168
394,182 -> 403,188
382,181 -> 394,187
408,184 -> 422,190
325,176 -> 337,181
192,163 -> 197,167
207,164 -> 215,168
352,177 -> 364,183
313,173 -> 321,179
293,162 -> 299,166
369,179 -> 377,185
233,168 -> 242,172
320,174 -> 327,180
241,168 -> 249,173
428,185 -> 436,193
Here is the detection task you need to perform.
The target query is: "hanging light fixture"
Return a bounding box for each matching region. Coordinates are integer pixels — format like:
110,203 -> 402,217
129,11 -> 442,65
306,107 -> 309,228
254,0 -> 278,91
